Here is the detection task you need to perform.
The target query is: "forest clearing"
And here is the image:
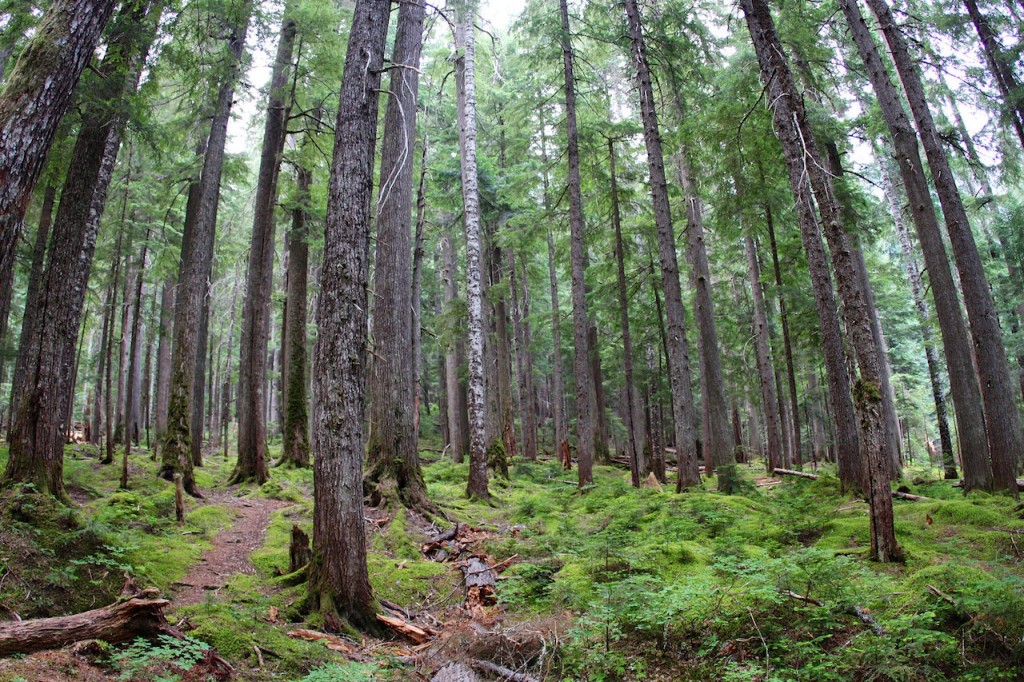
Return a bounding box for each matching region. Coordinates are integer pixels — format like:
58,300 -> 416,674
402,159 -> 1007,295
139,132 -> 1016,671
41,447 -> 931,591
2,0 -> 1024,679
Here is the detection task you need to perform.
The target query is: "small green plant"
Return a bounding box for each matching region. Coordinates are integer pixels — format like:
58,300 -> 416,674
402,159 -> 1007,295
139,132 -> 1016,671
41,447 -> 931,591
296,661 -> 378,682
111,634 -> 210,681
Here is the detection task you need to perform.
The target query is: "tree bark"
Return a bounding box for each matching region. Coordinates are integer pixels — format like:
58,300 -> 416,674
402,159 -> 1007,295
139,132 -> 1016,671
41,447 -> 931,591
307,0 -> 389,634
153,280 -> 174,452
881,159 -> 957,479
840,0 -> 993,490
234,3 -> 297,486
745,234 -> 784,474
509,251 -> 538,461
9,183 -> 55,423
3,0 -> 157,498
281,164 -> 310,468
867,0 -> 1022,495
366,0 -> 430,510
161,2 -> 251,496
676,149 -> 733,476
623,0 -> 700,490
440,229 -> 469,463
454,6 -> 489,501
609,140 -> 642,487
764,202 -> 802,469
0,0 -> 117,287
742,0 -> 902,560
558,0 -> 596,487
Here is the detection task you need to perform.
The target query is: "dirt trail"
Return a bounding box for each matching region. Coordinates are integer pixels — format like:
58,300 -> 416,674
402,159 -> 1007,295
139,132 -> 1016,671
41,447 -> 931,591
172,492 -> 290,608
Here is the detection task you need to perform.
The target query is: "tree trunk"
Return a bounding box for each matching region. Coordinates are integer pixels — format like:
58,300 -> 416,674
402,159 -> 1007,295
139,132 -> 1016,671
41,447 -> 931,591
0,0 -> 117,287
190,296 -> 209,467
92,286 -> 112,447
412,135 -> 429,440
9,183 -> 55,424
840,0 -> 992,490
366,0 -> 430,510
307,0 -> 389,635
153,280 -> 174,452
454,6 -> 489,502
3,0 -> 158,498
744,234 -> 784,474
123,232 -> 149,474
881,159 -> 958,479
765,202 -> 802,469
610,140 -> 642,487
676,149 -> 733,477
509,251 -> 538,461
867,0 -> 1022,495
559,0 -> 596,487
161,3 -> 251,496
281,164 -> 311,468
234,4 -> 297,486
623,0 -> 700,491
440,229 -> 469,463
742,0 -> 902,561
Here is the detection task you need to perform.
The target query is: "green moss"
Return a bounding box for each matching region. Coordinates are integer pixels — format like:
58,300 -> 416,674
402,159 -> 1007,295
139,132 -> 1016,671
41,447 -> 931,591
925,499 -> 1005,527
366,554 -> 452,607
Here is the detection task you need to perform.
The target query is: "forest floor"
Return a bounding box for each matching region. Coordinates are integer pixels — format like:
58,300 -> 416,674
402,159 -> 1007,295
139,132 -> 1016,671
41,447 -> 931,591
0,442 -> 1023,681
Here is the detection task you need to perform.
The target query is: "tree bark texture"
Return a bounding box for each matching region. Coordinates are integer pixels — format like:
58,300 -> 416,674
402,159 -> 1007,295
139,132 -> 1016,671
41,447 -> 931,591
963,0 -> 1024,149
745,235 -> 784,474
307,0 -> 390,634
440,229 -> 469,464
3,0 -> 158,499
454,6 -> 489,501
0,0 -> 117,287
281,164 -> 310,468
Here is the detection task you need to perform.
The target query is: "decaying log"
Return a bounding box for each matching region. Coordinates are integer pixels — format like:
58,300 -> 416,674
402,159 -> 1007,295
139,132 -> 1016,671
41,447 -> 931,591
376,613 -> 437,644
0,590 -> 169,656
289,525 -> 312,573
432,662 -> 479,682
559,439 -> 572,470
892,490 -> 929,501
472,659 -> 539,682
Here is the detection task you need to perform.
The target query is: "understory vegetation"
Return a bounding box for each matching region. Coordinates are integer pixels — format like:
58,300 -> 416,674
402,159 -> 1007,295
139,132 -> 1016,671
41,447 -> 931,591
1,443 -> 1021,681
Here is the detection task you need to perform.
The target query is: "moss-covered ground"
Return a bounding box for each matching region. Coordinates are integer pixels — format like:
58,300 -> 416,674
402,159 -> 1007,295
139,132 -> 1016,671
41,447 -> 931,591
1,444 -> 1023,680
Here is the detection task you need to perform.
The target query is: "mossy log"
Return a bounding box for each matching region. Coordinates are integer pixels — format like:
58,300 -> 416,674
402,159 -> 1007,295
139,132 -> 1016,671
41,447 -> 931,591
0,591 -> 169,656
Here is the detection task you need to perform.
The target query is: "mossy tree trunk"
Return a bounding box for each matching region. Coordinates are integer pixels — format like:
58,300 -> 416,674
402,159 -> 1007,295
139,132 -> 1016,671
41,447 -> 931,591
280,163 -> 311,469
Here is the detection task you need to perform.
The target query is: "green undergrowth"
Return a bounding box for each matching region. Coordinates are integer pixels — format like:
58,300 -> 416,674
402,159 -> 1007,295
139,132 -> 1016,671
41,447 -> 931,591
421,458 -> 1024,680
0,445 -> 230,618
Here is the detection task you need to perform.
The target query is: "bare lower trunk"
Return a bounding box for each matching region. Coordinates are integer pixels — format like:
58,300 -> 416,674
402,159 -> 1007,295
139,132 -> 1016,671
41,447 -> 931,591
440,229 -> 468,463
744,234 -> 784,474
509,252 -> 538,461
153,280 -> 174,450
281,164 -> 310,468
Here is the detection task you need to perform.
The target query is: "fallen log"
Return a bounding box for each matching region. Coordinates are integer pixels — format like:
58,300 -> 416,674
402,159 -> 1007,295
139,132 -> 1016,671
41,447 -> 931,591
892,490 -> 929,502
472,659 -> 540,682
0,590 -> 169,656
773,468 -> 819,480
779,588 -> 885,636
376,613 -> 437,644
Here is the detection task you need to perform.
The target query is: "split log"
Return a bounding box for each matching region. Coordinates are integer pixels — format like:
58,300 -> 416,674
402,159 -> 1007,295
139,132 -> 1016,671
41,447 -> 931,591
289,525 -> 312,573
432,662 -> 479,682
773,468 -> 819,480
287,628 -> 358,654
0,591 -> 169,656
472,659 -> 539,682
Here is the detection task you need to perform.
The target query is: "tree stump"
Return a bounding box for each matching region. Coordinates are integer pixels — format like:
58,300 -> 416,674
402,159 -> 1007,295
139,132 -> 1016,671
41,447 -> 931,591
289,525 -> 312,573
